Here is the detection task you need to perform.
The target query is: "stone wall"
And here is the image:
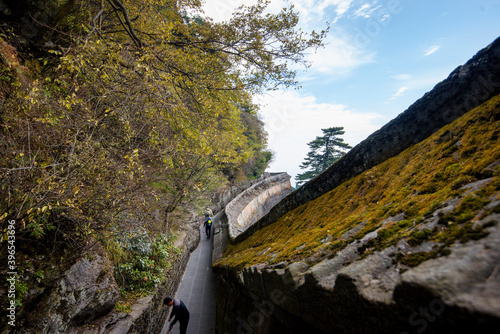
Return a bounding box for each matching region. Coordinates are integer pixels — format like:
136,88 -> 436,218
212,173 -> 292,265
117,230 -> 197,334
214,186 -> 500,334
234,35 -> 500,245
209,173 -> 273,217
225,173 -> 292,243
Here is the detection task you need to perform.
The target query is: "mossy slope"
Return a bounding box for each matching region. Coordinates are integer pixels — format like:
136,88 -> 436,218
216,94 -> 500,271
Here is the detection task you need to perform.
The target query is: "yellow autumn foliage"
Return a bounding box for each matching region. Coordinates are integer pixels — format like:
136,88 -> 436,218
0,0 -> 324,243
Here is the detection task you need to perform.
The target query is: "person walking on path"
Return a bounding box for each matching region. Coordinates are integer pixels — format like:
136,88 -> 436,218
164,297 -> 190,334
204,216 -> 213,239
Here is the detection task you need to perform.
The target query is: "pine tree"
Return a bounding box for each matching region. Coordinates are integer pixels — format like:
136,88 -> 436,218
295,127 -> 351,186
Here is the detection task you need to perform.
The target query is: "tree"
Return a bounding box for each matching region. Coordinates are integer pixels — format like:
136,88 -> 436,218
0,0 -> 327,239
295,127 -> 351,187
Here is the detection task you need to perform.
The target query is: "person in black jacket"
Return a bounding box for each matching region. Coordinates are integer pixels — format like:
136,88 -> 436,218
204,216 -> 212,239
164,297 -> 190,334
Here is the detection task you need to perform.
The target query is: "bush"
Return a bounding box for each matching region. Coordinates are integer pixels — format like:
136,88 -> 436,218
111,230 -> 180,294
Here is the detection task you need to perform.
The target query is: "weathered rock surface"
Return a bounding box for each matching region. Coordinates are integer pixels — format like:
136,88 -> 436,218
3,220 -> 198,334
18,243 -> 119,334
215,181 -> 500,334
65,220 -> 200,334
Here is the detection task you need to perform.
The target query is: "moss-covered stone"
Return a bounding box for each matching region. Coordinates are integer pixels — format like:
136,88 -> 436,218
216,93 -> 500,271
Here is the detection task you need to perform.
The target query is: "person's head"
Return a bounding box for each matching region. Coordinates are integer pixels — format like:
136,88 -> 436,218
164,297 -> 174,306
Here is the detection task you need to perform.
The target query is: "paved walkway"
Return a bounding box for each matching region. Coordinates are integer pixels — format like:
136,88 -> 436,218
161,225 -> 216,334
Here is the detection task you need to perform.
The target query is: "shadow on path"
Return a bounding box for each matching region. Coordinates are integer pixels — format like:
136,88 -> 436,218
161,225 -> 216,334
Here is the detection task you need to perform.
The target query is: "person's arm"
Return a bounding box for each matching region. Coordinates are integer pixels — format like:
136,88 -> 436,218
169,305 -> 179,326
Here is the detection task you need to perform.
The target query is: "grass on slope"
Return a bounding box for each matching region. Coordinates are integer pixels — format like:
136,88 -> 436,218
216,94 -> 500,271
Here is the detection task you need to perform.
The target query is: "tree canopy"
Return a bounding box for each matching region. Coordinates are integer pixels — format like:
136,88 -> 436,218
295,127 -> 351,187
0,0 -> 326,241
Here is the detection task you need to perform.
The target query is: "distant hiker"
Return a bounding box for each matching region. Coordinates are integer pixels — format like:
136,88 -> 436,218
204,216 -> 213,239
164,297 -> 190,334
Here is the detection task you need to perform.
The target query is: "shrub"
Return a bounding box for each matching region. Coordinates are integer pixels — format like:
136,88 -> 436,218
111,230 -> 180,294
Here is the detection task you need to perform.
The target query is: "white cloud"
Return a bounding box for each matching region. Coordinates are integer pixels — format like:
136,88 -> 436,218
306,34 -> 377,75
354,3 -> 382,19
386,69 -> 455,104
202,0 -> 356,24
354,3 -> 371,17
202,0 -> 383,185
202,1 -> 375,77
424,44 -> 441,56
201,0 -> 246,22
392,74 -> 412,80
379,13 -> 390,22
291,0 -> 355,20
257,90 -> 381,184
389,86 -> 409,100
326,0 -> 356,17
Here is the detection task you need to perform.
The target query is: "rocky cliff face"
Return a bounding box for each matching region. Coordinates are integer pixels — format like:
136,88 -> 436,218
214,37 -> 500,334
3,220 -> 199,334
5,242 -> 119,334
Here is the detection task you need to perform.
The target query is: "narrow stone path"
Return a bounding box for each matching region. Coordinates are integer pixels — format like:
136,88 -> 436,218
161,225 -> 216,334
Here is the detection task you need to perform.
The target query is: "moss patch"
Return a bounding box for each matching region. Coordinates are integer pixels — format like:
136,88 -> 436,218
395,247 -> 451,268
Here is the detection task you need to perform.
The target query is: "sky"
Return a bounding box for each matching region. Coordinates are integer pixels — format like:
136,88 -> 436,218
200,0 -> 500,186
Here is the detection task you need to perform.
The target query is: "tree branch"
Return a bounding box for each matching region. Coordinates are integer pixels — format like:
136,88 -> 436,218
106,0 -> 143,47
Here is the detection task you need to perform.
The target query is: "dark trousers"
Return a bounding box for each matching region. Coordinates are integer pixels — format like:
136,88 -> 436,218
206,225 -> 211,238
179,313 -> 189,334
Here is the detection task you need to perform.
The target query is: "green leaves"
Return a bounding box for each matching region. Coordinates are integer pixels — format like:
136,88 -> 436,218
109,231 -> 178,292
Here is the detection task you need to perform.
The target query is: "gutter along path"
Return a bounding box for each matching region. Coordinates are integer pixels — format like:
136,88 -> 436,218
161,225 -> 216,334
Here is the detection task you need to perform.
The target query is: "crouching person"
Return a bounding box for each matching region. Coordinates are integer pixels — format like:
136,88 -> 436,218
164,297 -> 190,334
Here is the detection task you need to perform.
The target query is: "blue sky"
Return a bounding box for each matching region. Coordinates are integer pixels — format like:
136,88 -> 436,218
201,0 -> 500,186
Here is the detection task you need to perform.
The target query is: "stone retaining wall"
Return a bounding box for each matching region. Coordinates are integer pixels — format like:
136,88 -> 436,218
225,173 -> 292,244
212,173 -> 292,264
